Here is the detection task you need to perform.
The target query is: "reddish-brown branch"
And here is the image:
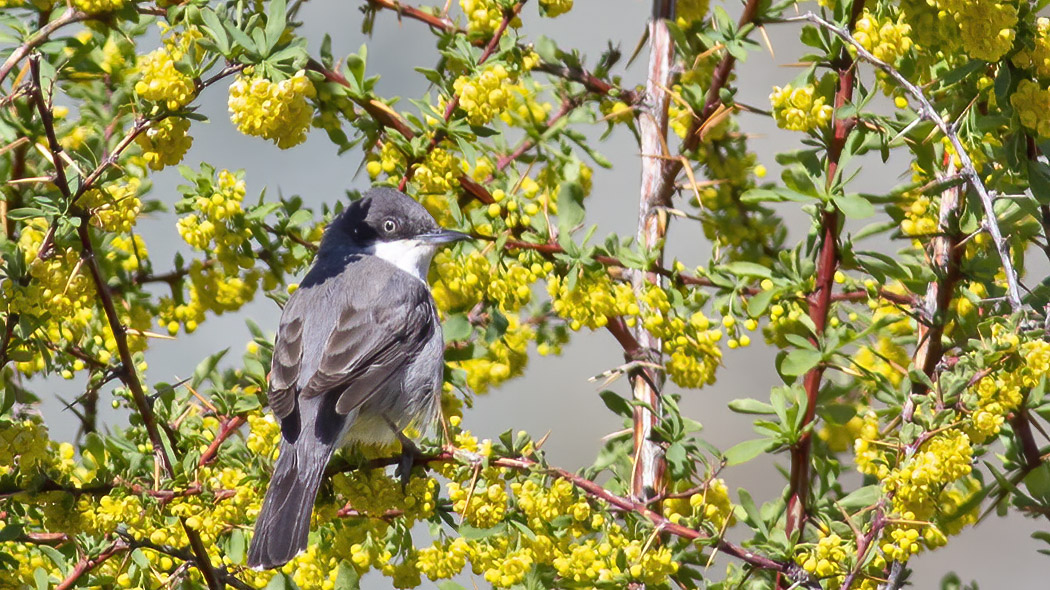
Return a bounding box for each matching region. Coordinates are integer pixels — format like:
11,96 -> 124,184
55,539 -> 128,590
365,0 -> 455,30
782,0 -> 866,552
199,415 -> 247,466
353,448 -> 803,576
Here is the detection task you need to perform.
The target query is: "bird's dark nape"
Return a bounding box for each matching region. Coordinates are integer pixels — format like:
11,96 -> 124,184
246,437 -> 332,569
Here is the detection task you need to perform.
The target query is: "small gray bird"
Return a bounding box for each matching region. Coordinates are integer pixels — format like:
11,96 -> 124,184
247,187 -> 468,569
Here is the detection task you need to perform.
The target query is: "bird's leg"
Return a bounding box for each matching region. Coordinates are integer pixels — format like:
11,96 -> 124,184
383,416 -> 425,489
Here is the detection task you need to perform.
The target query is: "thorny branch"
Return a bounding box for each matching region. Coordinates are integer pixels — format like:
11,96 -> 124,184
26,51 -> 231,590
782,12 -> 1024,312
782,0 -> 864,568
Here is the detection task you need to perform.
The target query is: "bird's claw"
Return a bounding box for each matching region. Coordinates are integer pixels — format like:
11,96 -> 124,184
394,432 -> 425,490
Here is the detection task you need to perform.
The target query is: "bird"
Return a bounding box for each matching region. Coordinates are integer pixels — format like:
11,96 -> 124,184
246,186 -> 469,570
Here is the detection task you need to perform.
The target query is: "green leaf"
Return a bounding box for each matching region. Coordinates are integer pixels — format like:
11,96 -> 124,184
722,261 -> 772,279
334,561 -> 360,590
556,181 -> 585,242
458,524 -> 502,540
779,349 -> 821,377
599,390 -> 633,419
263,0 -> 287,52
38,545 -> 68,576
728,398 -> 776,415
436,583 -> 467,590
227,529 -> 246,564
442,314 -> 472,342
6,207 -> 44,220
200,9 -> 230,54
838,484 -> 881,510
193,349 -> 229,388
833,193 -> 874,219
1028,159 -> 1050,205
723,438 -> 770,466
737,488 -> 769,536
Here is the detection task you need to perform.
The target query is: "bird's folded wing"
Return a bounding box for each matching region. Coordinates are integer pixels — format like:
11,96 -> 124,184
268,266 -> 437,420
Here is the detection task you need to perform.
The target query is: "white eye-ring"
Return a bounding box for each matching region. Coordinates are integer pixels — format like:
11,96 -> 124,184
383,219 -> 397,233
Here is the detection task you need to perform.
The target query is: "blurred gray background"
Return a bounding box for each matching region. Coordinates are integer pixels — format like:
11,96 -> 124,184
33,0 -> 1047,586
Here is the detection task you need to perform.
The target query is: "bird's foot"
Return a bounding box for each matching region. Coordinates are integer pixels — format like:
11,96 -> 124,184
395,433 -> 426,490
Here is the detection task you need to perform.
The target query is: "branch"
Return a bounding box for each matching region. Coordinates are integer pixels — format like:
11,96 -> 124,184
783,0 -> 865,560
199,415 -> 247,466
628,0 -> 676,502
55,538 -> 128,590
782,12 -> 1023,312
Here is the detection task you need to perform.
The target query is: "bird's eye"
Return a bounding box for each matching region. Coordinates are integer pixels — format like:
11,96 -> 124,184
383,219 -> 397,233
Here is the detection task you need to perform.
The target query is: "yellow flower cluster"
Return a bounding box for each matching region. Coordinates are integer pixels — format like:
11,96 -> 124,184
547,272 -> 636,331
333,469 -> 438,521
1014,18 -> 1050,78
538,0 -> 572,18
457,314 -> 534,393
460,0 -> 522,36
962,337 -> 1048,443
853,336 -> 909,388
228,70 -> 316,148
795,533 -> 850,585
413,145 -> 461,196
417,538 -> 471,579
448,476 -> 508,528
853,9 -> 913,65
135,31 -> 198,110
899,192 -> 938,243
512,478 -> 591,530
106,234 -> 147,273
176,168 -> 251,271
641,286 -> 723,388
137,116 -> 193,170
366,140 -> 407,180
431,249 -> 544,313
0,418 -> 52,481
818,414 -> 865,453
453,64 -> 517,125
769,84 -> 833,132
246,413 -> 281,458
80,178 -> 142,233
1011,79 -> 1050,138
955,0 -> 1017,62
553,538 -> 678,585
662,477 -> 735,530
71,0 -> 123,14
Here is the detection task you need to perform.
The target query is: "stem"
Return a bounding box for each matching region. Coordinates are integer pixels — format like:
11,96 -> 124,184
629,0 -> 675,502
55,539 -> 128,590
783,0 -> 864,555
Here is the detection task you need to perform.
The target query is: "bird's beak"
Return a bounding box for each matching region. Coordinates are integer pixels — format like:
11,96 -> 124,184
420,229 -> 472,244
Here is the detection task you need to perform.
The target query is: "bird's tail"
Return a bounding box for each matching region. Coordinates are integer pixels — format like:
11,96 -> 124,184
247,437 -> 332,569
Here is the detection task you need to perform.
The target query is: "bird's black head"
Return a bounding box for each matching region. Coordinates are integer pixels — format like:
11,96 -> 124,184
324,186 -> 468,248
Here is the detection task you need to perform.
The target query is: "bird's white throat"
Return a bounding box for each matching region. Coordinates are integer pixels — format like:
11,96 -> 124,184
370,239 -> 438,282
